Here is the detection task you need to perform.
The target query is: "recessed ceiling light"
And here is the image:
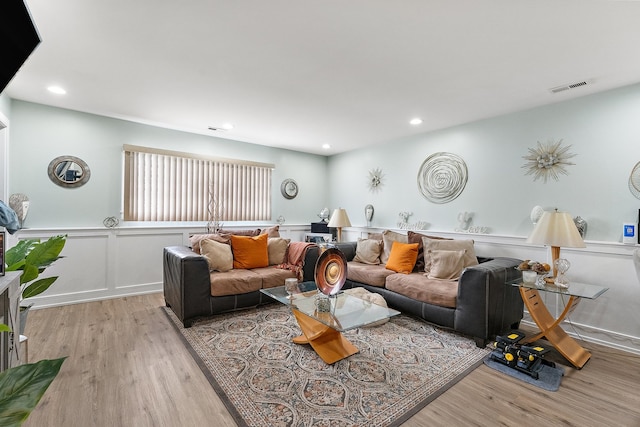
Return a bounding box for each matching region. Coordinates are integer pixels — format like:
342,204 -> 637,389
322,144 -> 331,150
208,123 -> 233,132
410,118 -> 423,125
47,86 -> 66,95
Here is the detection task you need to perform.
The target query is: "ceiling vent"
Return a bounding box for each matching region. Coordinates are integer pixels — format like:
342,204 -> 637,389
549,81 -> 589,94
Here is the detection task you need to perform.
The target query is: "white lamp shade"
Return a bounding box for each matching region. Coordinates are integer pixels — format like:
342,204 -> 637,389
327,208 -> 351,228
526,210 -> 586,248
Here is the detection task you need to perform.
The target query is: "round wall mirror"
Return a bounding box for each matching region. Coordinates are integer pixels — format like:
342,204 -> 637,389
47,155 -> 91,188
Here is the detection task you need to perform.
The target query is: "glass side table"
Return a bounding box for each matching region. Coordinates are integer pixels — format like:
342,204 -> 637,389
507,278 -> 608,369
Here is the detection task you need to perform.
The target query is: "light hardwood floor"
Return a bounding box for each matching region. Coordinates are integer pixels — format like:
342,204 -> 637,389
21,293 -> 640,426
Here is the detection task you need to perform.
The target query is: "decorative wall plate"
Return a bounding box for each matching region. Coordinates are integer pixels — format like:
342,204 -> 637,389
280,178 -> 298,199
417,152 -> 468,204
629,161 -> 640,200
315,248 -> 347,296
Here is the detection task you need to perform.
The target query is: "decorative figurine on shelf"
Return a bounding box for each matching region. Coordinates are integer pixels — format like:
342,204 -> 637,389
574,216 -> 587,238
364,204 -> 374,226
9,193 -> 30,229
318,207 -> 330,222
103,216 -> 119,228
457,211 -> 472,231
397,211 -> 412,228
530,205 -> 545,225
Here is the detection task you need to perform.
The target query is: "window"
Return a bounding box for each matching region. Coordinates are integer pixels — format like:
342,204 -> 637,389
123,145 -> 273,222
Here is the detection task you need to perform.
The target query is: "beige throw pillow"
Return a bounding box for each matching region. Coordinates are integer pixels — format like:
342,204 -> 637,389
381,230 -> 408,264
408,231 -> 451,272
261,225 -> 281,238
200,239 -> 233,272
421,237 -> 478,274
426,249 -> 467,280
267,237 -> 290,265
353,238 -> 383,264
189,233 -> 230,254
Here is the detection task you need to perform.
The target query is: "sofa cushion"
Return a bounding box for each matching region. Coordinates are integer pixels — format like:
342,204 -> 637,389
267,237 -> 290,265
353,238 -> 383,265
421,237 -> 478,274
251,266 -> 296,289
347,262 -> 395,287
426,249 -> 466,280
189,233 -> 231,254
385,241 -> 419,274
408,231 -> 451,272
261,225 -> 281,238
201,238 -> 233,272
385,273 -> 458,308
209,269 -> 262,296
381,230 -> 408,264
231,234 -> 269,269
367,232 -> 383,241
219,228 -> 261,237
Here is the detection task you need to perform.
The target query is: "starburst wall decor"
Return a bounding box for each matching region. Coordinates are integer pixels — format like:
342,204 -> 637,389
522,139 -> 576,183
368,167 -> 384,192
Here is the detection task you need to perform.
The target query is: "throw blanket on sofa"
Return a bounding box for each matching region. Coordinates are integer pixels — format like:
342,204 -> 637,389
277,242 -> 315,281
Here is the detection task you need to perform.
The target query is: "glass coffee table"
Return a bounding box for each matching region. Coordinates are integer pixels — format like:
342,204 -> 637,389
261,282 -> 400,364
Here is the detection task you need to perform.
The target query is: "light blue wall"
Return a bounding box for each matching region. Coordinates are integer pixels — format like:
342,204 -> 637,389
0,93 -> 11,118
0,93 -> 10,203
6,83 -> 640,241
328,83 -> 640,243
8,101 -> 328,228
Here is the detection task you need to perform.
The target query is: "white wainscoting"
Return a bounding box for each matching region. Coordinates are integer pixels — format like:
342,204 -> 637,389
14,225 -> 640,355
15,224 -> 309,309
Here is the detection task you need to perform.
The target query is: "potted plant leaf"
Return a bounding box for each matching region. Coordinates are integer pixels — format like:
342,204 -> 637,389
4,235 -> 67,335
0,323 -> 65,426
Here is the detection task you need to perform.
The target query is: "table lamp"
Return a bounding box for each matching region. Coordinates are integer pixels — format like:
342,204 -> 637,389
327,208 -> 351,242
526,209 -> 585,280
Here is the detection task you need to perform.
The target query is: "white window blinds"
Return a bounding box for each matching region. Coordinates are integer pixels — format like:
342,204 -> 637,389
123,145 -> 273,222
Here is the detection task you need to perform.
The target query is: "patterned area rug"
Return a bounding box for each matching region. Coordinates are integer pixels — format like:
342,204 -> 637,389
164,303 -> 490,427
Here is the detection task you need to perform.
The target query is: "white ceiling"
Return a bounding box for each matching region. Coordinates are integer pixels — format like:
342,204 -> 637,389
6,0 -> 640,155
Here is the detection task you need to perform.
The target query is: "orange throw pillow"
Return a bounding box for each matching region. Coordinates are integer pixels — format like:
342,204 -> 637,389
230,234 -> 269,269
385,241 -> 419,274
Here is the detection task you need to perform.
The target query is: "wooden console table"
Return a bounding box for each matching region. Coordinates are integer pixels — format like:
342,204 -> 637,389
511,280 -> 608,369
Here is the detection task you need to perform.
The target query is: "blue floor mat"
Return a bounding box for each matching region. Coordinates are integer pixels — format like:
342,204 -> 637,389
484,356 -> 565,391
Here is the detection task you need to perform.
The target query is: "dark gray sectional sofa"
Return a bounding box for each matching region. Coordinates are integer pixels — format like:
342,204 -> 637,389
163,238 -> 524,347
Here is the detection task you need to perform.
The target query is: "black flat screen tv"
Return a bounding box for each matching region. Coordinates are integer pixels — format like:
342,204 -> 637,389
0,0 -> 41,94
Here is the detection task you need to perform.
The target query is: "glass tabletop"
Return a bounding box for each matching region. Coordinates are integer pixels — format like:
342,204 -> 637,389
261,283 -> 401,332
507,278 -> 608,299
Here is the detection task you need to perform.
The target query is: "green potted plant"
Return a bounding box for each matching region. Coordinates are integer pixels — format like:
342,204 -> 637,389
0,323 -> 65,426
4,235 -> 67,335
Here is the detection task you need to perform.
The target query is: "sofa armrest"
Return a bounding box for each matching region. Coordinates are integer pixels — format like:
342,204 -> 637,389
454,257 -> 524,344
163,246 -> 212,327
